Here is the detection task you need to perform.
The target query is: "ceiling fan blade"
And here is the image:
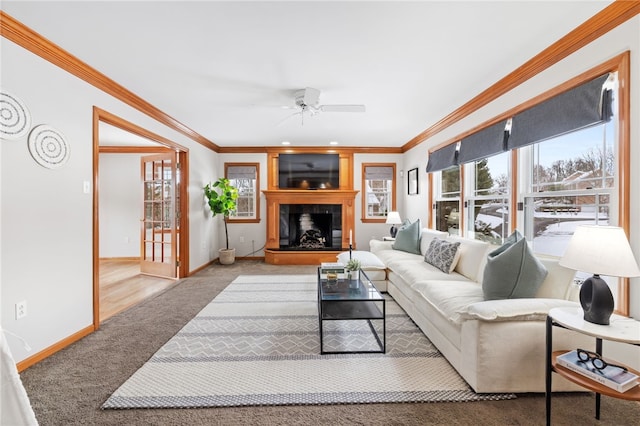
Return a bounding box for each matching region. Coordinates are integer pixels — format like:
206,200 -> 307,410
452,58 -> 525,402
319,105 -> 366,113
303,87 -> 320,106
276,111 -> 303,127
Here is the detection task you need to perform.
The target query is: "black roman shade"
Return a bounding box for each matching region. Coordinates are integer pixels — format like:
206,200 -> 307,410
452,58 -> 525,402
457,119 -> 510,165
507,73 -> 613,150
426,142 -> 459,173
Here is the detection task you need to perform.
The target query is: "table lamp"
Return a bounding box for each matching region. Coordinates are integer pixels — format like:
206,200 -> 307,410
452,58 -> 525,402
385,211 -> 402,238
559,225 -> 640,325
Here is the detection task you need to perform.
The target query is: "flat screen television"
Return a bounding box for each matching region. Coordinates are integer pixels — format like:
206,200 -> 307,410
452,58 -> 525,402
278,153 -> 339,189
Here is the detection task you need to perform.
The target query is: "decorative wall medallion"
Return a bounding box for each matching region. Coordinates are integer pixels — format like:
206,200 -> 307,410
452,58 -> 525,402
0,90 -> 32,140
28,124 -> 70,169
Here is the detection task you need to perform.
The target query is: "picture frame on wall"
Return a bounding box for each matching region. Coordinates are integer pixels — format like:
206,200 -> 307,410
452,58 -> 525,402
408,167 -> 418,195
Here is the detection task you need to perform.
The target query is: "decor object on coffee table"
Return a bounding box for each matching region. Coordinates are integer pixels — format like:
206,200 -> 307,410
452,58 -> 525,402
559,225 -> 640,325
204,177 -> 239,264
385,211 -> 402,238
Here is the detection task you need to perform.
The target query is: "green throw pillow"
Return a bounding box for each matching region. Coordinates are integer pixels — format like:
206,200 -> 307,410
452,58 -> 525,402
392,219 -> 421,254
482,231 -> 548,300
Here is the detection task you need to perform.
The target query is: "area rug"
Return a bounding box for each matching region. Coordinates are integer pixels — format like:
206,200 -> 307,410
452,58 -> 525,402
102,275 -> 515,408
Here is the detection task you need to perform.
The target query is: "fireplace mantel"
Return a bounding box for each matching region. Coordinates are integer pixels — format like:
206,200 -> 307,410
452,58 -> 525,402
263,190 -> 358,265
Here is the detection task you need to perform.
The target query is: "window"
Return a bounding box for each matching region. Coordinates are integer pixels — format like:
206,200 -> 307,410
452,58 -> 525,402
464,152 -> 511,244
522,118 -> 615,257
362,164 -> 396,221
426,63 -> 629,314
225,163 -> 260,222
433,166 -> 461,235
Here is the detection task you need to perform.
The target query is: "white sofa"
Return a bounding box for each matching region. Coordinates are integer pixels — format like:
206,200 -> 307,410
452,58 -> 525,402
370,229 -> 594,393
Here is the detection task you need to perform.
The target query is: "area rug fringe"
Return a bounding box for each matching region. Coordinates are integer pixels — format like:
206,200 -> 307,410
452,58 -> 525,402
102,275 -> 515,409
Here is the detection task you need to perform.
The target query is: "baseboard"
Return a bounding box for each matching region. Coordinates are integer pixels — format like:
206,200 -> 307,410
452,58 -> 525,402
16,324 -> 95,372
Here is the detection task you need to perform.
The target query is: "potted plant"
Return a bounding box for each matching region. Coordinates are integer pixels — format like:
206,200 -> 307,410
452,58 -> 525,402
204,177 -> 239,265
345,258 -> 361,280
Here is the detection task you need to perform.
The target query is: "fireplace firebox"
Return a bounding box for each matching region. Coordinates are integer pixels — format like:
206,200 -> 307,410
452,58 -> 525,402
280,205 -> 341,250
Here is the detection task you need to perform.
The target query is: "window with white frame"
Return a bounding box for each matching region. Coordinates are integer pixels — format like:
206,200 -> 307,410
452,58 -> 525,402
433,166 -> 461,235
427,70 -> 623,310
464,152 -> 511,244
225,163 -> 259,222
522,117 -> 616,257
362,164 -> 395,221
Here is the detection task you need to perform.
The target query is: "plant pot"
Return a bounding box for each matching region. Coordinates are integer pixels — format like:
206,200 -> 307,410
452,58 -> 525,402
218,248 -> 236,265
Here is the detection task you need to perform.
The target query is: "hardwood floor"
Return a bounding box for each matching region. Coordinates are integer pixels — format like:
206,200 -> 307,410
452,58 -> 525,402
99,259 -> 177,322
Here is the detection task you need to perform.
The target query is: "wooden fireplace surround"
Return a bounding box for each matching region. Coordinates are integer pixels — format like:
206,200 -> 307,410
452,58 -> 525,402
263,150 -> 358,265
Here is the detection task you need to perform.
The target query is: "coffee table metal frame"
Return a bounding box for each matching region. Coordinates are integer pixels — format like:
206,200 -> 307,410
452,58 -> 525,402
317,268 -> 386,354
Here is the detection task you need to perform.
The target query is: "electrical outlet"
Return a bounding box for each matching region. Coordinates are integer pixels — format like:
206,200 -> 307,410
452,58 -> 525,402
239,236 -> 245,243
16,300 -> 27,320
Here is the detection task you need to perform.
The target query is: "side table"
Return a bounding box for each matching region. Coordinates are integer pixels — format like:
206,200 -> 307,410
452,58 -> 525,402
545,307 -> 640,425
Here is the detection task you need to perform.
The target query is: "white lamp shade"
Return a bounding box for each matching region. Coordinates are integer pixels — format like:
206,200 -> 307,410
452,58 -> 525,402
559,225 -> 640,278
385,211 -> 402,225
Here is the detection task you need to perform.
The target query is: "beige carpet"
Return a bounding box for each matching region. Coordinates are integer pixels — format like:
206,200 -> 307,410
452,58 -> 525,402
103,274 -> 514,408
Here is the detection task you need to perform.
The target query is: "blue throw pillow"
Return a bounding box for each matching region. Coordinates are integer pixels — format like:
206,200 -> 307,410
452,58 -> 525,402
482,231 -> 548,300
392,219 -> 421,254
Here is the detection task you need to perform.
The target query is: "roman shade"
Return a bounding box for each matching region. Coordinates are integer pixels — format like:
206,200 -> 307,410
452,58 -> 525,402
227,166 -> 256,180
364,166 -> 394,180
426,142 -> 460,173
457,119 -> 510,164
507,73 -> 613,149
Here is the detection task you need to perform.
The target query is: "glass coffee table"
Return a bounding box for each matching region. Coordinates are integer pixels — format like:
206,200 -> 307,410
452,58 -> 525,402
317,268 -> 386,354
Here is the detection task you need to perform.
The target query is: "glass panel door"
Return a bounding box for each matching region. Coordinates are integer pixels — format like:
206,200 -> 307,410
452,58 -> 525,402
140,153 -> 177,278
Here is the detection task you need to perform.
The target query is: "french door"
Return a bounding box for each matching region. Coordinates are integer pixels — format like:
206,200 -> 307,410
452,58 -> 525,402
140,153 -> 178,278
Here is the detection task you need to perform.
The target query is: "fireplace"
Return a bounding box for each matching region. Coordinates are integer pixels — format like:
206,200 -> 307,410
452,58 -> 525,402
280,205 -> 342,250
262,189 -> 358,264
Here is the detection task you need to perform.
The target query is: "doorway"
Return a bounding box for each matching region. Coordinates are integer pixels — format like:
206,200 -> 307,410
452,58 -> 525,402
93,107 -> 189,326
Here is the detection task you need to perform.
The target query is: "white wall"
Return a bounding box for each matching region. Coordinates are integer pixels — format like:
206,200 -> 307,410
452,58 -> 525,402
353,153 -> 404,249
99,154 -> 141,258
0,38 -> 219,363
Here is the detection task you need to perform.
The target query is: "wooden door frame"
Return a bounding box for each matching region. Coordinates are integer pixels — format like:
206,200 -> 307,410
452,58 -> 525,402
93,107 -> 190,329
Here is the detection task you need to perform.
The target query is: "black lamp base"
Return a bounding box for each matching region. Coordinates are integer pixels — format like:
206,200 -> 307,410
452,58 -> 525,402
580,274 -> 614,325
390,225 -> 398,238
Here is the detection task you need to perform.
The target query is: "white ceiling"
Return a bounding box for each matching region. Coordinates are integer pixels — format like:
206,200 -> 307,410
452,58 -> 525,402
2,1 -> 612,149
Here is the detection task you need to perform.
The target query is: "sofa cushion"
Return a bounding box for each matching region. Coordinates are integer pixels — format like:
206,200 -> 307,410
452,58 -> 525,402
419,228 -> 449,256
455,298 -> 580,322
424,238 -> 461,273
387,257 -> 468,286
337,250 -> 385,269
447,236 -> 491,282
412,280 -> 485,322
482,231 -> 548,300
392,219 -> 421,254
535,256 -> 577,300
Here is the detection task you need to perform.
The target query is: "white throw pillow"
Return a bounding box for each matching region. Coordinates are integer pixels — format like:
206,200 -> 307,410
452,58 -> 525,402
337,251 -> 385,269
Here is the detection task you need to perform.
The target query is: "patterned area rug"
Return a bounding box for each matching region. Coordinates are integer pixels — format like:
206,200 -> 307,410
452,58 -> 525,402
102,275 -> 515,408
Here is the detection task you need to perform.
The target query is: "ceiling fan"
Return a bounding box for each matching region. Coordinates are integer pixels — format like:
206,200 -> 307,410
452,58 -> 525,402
277,87 -> 366,126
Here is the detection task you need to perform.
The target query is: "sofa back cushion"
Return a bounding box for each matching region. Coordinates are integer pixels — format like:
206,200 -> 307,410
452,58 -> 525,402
535,256 -> 577,299
447,236 -> 491,282
419,228 -> 449,256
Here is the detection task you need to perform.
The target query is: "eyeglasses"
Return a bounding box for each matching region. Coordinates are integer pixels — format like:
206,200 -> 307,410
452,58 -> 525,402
576,348 -> 628,372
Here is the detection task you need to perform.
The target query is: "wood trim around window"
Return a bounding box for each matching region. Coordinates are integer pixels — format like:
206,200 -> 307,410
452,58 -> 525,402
224,162 -> 261,223
361,163 -> 397,223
